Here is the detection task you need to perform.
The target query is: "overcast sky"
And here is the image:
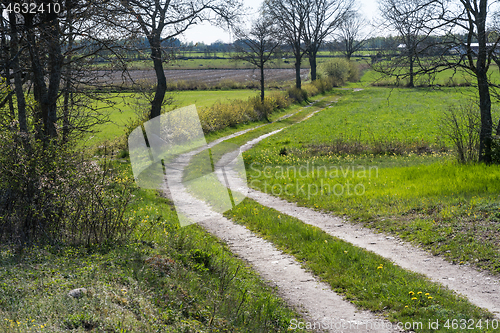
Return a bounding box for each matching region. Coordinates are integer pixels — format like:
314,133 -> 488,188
182,0 -> 379,44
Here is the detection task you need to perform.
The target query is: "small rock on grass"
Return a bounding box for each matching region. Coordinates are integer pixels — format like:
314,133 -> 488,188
68,288 -> 87,299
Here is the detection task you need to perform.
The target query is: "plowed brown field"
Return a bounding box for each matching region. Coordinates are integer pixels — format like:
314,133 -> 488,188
98,68 -> 310,86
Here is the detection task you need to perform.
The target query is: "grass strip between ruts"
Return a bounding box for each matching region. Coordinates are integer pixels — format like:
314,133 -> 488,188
226,199 -> 496,333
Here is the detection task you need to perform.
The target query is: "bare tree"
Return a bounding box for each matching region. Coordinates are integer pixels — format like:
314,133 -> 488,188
376,0 -> 438,87
0,0 -> 118,141
303,0 -> 353,80
337,10 -> 370,60
0,0 -> 136,245
233,17 -> 281,107
263,0 -> 310,89
443,0 -> 500,163
374,0 -> 500,162
116,0 -> 243,120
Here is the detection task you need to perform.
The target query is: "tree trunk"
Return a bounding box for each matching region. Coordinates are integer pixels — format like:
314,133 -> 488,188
62,8 -> 74,143
150,37 -> 167,120
295,59 -> 302,89
26,14 -> 61,139
8,13 -> 27,133
1,17 -> 15,123
309,53 -> 317,81
477,0 -> 493,163
408,54 -> 414,88
259,63 -> 269,122
477,72 -> 492,163
46,16 -> 63,138
260,64 -> 265,102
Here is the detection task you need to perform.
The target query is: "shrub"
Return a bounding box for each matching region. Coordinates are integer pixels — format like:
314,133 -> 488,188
440,101 -> 480,163
320,58 -> 350,86
197,92 -> 291,133
348,61 -> 360,82
199,99 -> 255,132
250,96 -> 275,121
287,87 -> 309,103
492,136 -> 500,164
319,58 -> 360,86
311,77 -> 334,94
267,91 -> 291,110
302,83 -> 319,97
0,133 -> 134,247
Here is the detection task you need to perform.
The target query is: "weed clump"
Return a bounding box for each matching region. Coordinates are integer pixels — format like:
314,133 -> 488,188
287,87 -> 309,103
440,101 -> 480,163
318,58 -> 360,86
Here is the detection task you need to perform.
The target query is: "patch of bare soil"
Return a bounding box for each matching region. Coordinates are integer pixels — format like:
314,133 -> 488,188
97,68 -> 310,86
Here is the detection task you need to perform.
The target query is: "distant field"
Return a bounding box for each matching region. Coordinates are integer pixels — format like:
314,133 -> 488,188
363,64 -> 500,86
97,68 -> 310,88
85,89 -> 264,146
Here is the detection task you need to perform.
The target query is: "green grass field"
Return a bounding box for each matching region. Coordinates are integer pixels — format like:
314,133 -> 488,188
361,64 -> 500,87
242,84 -> 500,276
227,200 -> 494,333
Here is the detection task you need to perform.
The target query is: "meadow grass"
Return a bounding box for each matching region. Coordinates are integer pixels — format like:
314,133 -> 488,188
226,199 -> 495,332
242,86 -> 500,275
0,161 -> 303,333
255,87 -> 466,147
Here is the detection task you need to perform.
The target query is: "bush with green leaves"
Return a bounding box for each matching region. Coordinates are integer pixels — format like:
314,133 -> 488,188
319,58 -> 360,86
0,132 -> 134,247
287,86 -> 309,103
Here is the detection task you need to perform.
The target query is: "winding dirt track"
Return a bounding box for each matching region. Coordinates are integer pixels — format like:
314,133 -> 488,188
163,103 -> 402,332
165,94 -> 500,332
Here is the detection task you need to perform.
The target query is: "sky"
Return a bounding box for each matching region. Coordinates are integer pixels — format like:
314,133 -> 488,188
182,0 -> 379,44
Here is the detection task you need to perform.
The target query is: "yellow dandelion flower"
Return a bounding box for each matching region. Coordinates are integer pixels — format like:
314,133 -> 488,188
417,291 -> 422,295
425,293 -> 430,296
412,297 -> 418,300
404,305 -> 408,308
428,296 -> 433,299
409,291 -> 414,295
